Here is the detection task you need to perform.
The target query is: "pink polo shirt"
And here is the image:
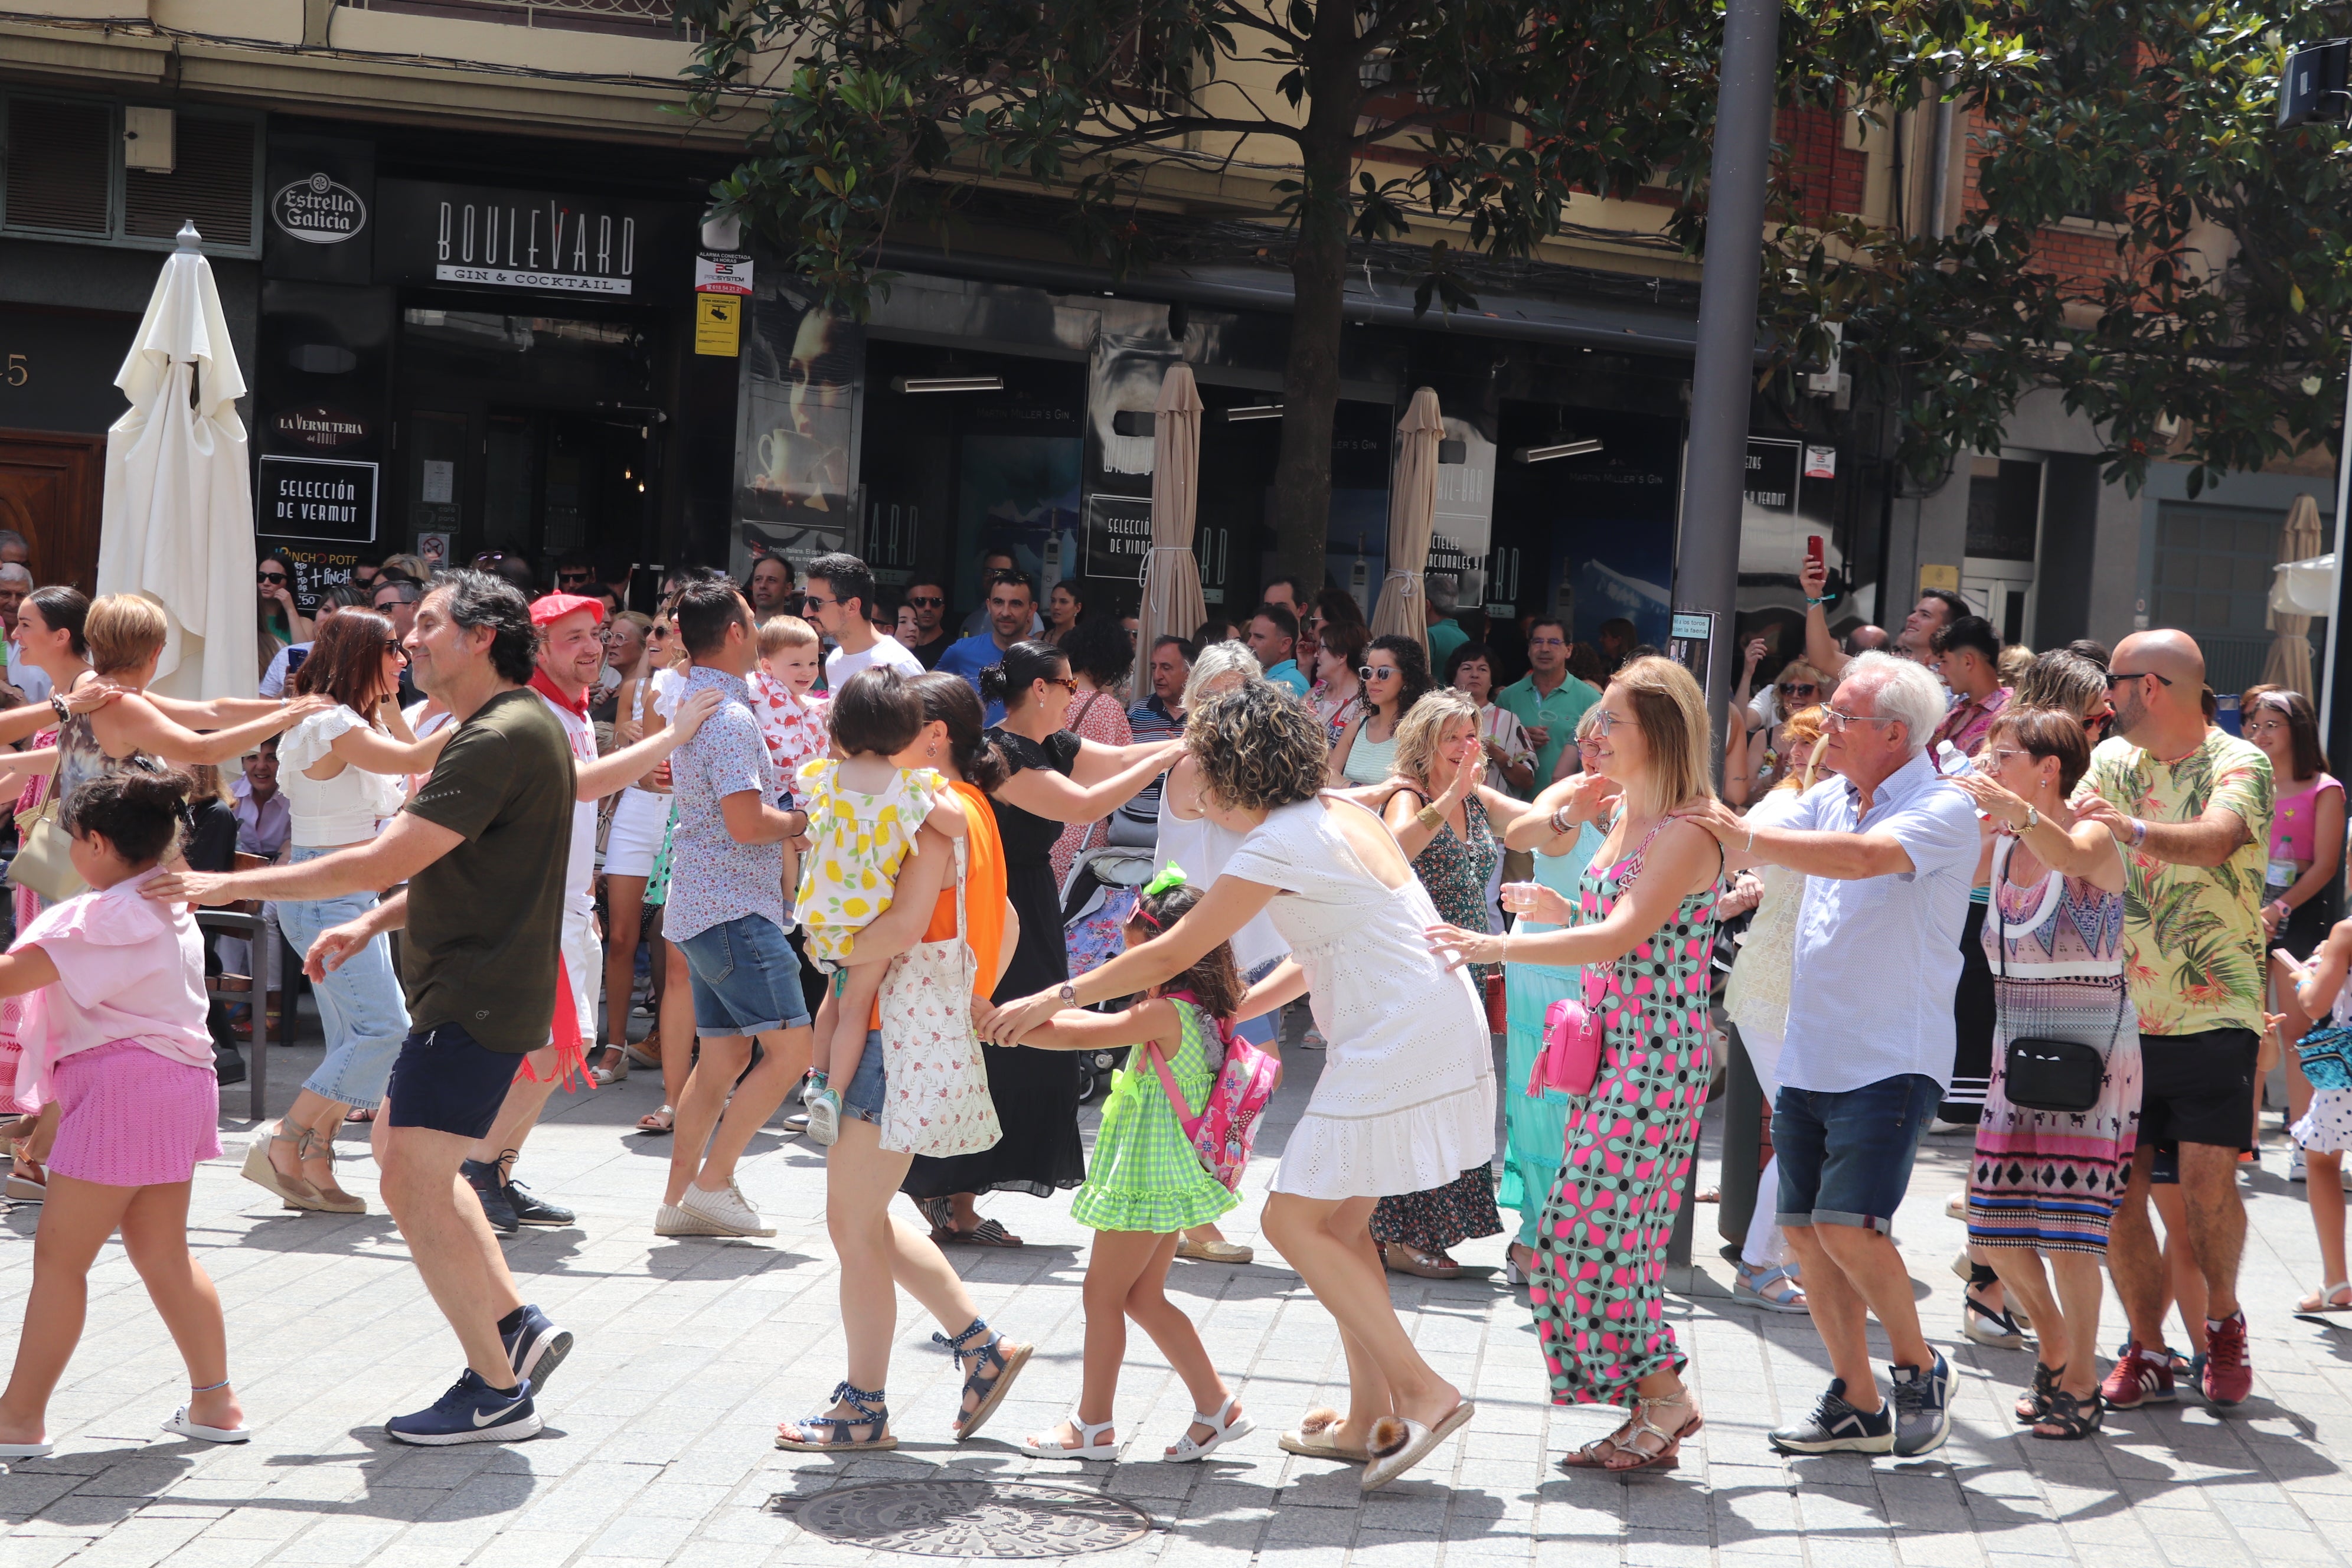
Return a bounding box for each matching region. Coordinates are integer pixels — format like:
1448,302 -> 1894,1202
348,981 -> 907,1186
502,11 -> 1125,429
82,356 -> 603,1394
9,867 -> 213,1111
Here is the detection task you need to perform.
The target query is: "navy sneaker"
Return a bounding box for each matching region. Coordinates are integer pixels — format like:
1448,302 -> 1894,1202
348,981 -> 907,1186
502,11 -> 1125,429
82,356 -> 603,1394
461,1159 -> 519,1236
504,1305 -> 573,1396
1889,1353 -> 1954,1456
503,1178 -> 574,1229
1769,1378 -> 1894,1454
386,1370 -> 541,1446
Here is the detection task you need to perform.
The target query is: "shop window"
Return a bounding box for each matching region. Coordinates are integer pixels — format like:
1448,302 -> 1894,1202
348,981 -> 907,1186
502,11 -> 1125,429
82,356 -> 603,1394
2152,500 -> 2292,694
0,93 -> 260,258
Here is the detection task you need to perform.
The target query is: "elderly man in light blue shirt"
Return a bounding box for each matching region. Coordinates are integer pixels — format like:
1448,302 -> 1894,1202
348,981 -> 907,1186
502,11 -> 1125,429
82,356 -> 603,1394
1686,652 -> 1980,1462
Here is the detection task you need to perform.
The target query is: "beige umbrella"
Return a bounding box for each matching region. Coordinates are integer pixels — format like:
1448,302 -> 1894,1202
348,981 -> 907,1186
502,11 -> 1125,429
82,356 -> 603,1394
1370,387 -> 1444,655
2262,492 -> 2324,700
1138,365 -> 1206,652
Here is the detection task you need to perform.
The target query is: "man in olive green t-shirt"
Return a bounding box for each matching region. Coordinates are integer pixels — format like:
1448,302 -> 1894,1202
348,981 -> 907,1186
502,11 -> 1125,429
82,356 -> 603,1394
154,571 -> 576,1446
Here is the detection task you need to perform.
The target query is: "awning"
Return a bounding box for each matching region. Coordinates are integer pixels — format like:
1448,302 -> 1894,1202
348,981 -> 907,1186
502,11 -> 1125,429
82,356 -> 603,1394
2272,553 -> 2337,618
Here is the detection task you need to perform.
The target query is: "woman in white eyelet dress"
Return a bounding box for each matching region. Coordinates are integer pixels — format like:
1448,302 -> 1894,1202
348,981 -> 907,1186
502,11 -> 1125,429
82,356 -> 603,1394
979,682 -> 1489,1487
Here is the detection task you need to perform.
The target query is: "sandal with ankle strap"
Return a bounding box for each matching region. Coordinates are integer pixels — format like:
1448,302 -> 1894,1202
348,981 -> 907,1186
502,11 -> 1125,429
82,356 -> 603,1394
2015,1363 -> 2063,1425
2031,1388 -> 2103,1441
1019,1413 -> 1116,1459
945,1318 -> 1033,1441
1164,1395 -> 1254,1462
1556,1394 -> 1703,1474
775,1381 -> 897,1451
2297,1280 -> 2352,1314
241,1127 -> 324,1210
295,1129 -> 366,1215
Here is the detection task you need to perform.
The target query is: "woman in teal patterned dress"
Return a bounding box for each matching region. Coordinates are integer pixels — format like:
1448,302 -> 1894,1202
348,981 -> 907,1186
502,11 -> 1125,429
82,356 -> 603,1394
1497,711 -> 1616,1282
998,876 -> 1254,1464
1374,692 -> 1540,1276
1428,659 -> 1725,1474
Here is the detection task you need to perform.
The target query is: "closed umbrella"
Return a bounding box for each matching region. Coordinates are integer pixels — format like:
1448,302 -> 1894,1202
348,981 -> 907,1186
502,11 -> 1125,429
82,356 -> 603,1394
2261,492 -> 2325,700
96,221 -> 256,700
1369,386 -> 1444,654
1138,365 -> 1206,653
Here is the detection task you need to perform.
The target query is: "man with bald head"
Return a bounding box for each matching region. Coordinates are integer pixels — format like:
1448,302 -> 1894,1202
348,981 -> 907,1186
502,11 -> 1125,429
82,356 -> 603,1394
2072,628 -> 2272,1413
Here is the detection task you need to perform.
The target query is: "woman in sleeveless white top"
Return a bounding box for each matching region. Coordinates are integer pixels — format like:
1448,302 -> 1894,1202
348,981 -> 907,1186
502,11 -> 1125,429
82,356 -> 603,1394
981,682 -> 1482,1490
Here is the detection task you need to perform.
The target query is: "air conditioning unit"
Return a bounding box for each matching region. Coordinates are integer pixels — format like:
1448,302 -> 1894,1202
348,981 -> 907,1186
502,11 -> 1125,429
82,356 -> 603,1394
123,106 -> 173,173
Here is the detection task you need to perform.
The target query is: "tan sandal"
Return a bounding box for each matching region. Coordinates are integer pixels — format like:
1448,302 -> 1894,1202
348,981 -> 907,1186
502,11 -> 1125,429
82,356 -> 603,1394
242,1128 -> 324,1211
1278,1407 -> 1370,1463
296,1129 -> 366,1215
1382,1243 -> 1464,1279
1556,1393 -> 1702,1473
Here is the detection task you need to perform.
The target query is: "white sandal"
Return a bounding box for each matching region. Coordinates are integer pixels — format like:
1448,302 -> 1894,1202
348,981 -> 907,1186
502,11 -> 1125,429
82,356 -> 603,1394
1018,1414 -> 1117,1459
162,1406 -> 250,1443
1164,1395 -> 1254,1462
2297,1280 -> 2352,1314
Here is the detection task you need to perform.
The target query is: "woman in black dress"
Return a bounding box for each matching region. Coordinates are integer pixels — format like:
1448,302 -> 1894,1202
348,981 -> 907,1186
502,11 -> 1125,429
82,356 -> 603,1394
906,640 -> 1185,1244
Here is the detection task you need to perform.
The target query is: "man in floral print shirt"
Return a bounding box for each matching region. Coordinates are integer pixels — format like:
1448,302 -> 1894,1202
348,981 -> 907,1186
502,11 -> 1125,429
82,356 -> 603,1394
2072,630 -> 2272,1413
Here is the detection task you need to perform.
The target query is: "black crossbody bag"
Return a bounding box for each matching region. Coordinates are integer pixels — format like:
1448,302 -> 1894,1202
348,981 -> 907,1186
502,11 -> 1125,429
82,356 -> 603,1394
1994,864 -> 2126,1115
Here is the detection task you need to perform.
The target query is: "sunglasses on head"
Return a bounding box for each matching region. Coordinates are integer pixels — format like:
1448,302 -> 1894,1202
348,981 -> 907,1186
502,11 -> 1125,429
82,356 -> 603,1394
257,570 -> 288,585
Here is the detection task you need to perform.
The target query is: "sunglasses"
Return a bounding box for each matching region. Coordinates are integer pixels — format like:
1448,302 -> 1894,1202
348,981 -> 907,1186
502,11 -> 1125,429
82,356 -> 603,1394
1041,675 -> 1079,691
257,571 -> 288,586
471,551 -> 508,566
1360,665 -> 1400,681
2106,669 -> 2174,688
907,595 -> 944,608
1779,682 -> 1818,698
556,571 -> 592,585
648,625 -> 672,638
801,594 -> 839,610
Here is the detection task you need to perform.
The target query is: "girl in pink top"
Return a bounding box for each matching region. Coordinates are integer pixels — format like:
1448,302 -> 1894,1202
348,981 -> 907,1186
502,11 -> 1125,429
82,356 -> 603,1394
2245,684 -> 2347,1172
0,771 -> 245,1458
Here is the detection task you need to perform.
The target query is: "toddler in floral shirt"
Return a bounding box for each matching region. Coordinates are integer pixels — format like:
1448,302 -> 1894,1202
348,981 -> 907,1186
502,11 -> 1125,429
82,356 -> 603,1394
751,614 -> 831,783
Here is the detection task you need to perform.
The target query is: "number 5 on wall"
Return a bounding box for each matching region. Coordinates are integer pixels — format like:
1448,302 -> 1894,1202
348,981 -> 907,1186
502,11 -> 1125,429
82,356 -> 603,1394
4,355 -> 24,388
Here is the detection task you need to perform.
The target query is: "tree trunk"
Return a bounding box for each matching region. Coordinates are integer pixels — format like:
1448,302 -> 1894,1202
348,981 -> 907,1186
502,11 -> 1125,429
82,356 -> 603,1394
1267,9 -> 1364,595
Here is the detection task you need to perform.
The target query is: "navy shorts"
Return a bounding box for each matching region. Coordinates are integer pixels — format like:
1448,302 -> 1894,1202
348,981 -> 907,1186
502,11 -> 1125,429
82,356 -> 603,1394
675,914 -> 814,1039
384,1022 -> 521,1141
841,1029 -> 887,1126
1774,1073 -> 1944,1231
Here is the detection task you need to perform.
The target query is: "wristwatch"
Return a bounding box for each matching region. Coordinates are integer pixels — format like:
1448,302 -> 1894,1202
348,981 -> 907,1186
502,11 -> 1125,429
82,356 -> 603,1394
2018,805 -> 2040,832
1057,982 -> 1078,1005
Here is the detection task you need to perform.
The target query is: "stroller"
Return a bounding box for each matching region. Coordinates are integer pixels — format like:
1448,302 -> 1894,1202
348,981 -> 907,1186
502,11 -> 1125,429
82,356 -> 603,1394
1059,842 -> 1158,1102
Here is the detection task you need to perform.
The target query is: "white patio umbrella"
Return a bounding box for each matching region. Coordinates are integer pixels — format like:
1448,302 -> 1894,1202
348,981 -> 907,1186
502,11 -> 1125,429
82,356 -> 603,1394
2273,551 -> 2337,617
2262,493 -> 2325,700
1138,365 -> 1206,653
1369,386 -> 1445,654
96,221 -> 256,700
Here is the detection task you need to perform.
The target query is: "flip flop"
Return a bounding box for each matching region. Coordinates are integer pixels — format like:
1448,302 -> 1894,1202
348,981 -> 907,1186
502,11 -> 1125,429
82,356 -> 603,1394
1361,1399 -> 1476,1491
636,1106 -> 675,1135
162,1407 -> 249,1444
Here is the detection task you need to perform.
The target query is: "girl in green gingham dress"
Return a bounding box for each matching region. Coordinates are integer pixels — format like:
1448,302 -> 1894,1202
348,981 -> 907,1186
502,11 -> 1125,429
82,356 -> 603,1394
998,875 -> 1254,1466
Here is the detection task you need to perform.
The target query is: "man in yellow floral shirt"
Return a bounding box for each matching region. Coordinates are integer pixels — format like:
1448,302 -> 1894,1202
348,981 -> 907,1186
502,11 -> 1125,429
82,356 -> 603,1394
2072,630 -> 2272,1415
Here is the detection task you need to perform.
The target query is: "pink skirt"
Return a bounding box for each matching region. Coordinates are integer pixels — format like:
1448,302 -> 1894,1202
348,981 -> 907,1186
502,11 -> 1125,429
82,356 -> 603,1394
48,1041 -> 221,1188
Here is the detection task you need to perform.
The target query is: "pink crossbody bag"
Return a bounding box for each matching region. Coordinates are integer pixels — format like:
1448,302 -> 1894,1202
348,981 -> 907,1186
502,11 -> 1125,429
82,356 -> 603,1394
1525,816 -> 1672,1100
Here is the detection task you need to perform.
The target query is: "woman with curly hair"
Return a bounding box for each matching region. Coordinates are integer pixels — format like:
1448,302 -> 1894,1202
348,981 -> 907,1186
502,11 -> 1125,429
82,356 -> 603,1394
983,680 -> 1492,1491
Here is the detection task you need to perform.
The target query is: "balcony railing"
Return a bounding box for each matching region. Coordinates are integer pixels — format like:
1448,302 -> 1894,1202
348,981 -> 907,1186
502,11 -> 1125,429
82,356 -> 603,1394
344,0 -> 701,41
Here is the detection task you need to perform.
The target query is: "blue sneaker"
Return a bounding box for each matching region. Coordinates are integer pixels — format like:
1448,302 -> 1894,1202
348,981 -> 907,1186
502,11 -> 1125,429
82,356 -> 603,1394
503,1305 -> 572,1396
1889,1353 -> 1954,1457
386,1370 -> 541,1446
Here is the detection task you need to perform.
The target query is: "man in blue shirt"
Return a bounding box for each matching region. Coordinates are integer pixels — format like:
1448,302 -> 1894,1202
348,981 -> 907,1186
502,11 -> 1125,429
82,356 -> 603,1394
935,569 -> 1038,723
1247,603 -> 1311,697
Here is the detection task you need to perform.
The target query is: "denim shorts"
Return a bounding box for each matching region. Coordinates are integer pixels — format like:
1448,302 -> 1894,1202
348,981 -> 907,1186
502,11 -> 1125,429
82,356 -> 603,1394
675,913 -> 814,1039
1773,1073 -> 1944,1231
274,847 -> 411,1112
841,1029 -> 887,1126
385,1022 -> 522,1140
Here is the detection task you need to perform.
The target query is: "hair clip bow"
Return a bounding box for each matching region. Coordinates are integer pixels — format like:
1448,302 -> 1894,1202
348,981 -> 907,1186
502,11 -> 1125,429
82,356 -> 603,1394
1142,863 -> 1188,897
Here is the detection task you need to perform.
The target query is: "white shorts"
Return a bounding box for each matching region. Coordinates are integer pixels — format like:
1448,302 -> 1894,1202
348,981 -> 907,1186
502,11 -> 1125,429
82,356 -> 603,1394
605,788 -> 668,878
558,904 -> 603,1046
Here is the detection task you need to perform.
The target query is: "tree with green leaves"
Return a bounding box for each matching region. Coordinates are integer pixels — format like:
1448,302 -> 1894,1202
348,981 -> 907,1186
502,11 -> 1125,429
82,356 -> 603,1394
1768,0 -> 2352,499
674,0 -> 1998,583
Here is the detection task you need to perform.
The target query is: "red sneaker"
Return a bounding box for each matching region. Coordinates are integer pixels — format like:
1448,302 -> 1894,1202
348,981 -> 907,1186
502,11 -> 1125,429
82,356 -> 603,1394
2200,1312 -> 2252,1407
2099,1341 -> 2177,1409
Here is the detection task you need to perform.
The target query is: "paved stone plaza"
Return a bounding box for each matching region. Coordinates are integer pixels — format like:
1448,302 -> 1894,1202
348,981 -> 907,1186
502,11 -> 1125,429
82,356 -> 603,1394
6,1029 -> 2352,1568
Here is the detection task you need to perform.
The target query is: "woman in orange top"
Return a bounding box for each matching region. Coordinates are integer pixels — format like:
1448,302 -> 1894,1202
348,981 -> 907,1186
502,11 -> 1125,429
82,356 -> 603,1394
775,672 -> 1031,1454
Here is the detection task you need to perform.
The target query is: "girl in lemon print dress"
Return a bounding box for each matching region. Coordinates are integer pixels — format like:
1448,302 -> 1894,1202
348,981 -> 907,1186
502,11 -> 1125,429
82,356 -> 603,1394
795,669 -> 966,1145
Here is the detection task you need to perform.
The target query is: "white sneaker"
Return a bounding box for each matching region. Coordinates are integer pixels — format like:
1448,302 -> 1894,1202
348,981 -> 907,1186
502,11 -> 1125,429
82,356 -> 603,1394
2292,1146 -> 2309,1183
674,1181 -> 775,1237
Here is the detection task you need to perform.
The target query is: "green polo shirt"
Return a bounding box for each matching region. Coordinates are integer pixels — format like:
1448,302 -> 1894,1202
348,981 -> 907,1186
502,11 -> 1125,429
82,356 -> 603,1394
1427,617 -> 1468,675
1494,671 -> 1598,791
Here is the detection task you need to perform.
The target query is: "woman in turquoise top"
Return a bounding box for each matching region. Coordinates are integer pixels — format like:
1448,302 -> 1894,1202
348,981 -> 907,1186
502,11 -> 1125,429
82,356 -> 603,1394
1497,711 -> 1616,1281
998,873 -> 1254,1465
1329,635 -> 1432,787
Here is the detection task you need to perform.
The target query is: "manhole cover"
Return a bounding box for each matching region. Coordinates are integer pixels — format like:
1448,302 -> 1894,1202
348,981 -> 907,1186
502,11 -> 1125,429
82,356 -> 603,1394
785,1478 -> 1155,1557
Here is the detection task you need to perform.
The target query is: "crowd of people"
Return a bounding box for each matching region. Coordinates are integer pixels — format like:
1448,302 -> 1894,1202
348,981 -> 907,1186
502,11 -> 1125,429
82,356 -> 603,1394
0,527 -> 2331,1491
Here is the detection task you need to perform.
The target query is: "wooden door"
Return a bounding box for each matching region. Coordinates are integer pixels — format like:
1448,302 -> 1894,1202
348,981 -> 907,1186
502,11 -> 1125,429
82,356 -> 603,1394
0,430 -> 103,592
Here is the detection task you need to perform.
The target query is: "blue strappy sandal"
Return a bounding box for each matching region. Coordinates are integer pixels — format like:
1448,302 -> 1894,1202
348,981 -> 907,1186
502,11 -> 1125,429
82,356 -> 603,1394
945,1318 -> 1033,1442
775,1381 -> 897,1451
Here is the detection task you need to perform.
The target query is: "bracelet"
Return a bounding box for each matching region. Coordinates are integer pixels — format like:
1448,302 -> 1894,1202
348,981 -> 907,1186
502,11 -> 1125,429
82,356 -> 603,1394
1806,595 -> 1834,606
1549,806 -> 1572,836
2128,816 -> 2148,847
1416,803 -> 1444,831
47,694 -> 67,723
1744,825 -> 1756,854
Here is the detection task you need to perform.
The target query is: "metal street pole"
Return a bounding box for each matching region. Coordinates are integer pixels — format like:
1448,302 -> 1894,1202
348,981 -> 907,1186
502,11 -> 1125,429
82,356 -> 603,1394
1674,0 -> 1783,756
2321,349 -> 2352,768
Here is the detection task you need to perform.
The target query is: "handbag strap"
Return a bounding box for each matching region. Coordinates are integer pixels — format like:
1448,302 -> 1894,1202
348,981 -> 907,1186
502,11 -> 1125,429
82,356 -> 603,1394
1992,835 -> 2129,1042
1142,1000 -> 1210,1135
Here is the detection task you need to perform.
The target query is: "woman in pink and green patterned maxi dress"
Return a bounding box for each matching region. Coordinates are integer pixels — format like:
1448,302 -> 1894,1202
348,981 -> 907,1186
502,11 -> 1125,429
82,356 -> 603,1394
1426,656 -> 1726,1475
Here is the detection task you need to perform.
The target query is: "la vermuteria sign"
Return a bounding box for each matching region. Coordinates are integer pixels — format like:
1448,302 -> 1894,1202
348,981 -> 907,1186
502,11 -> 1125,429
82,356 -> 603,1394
259,455 -> 378,544
374,179 -> 695,299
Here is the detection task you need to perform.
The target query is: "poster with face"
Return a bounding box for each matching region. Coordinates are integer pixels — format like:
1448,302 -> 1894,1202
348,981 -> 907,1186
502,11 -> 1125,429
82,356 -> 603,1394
735,276 -> 865,579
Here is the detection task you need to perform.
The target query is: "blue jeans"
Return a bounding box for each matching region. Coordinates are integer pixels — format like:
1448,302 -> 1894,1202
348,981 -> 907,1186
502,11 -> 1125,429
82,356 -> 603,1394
675,913 -> 812,1038
841,1029 -> 887,1126
273,847 -> 410,1112
1773,1073 -> 1943,1232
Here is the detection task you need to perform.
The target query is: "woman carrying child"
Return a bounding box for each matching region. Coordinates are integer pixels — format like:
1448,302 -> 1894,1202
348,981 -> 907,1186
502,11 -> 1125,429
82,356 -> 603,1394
1003,870 -> 1255,1462
0,772 -> 248,1456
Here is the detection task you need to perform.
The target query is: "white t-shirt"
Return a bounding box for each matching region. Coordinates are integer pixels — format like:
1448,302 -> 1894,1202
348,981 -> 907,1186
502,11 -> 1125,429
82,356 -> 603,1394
8,651 -> 50,705
826,634 -> 925,690
534,688 -> 599,916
